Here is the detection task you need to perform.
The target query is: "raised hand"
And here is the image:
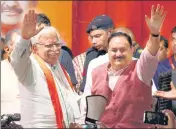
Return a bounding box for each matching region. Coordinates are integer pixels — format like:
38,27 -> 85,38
21,10 -> 43,40
145,4 -> 167,35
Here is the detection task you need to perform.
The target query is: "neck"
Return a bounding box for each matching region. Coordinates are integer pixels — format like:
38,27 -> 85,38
110,64 -> 126,72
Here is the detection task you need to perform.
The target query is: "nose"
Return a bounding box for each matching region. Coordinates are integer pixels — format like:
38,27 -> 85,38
52,45 -> 61,51
116,50 -> 122,56
92,38 -> 97,46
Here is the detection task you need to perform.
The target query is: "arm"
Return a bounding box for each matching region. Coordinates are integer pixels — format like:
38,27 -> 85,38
79,61 -> 94,116
10,36 -> 34,86
10,10 -> 43,86
154,82 -> 176,100
137,4 -> 167,85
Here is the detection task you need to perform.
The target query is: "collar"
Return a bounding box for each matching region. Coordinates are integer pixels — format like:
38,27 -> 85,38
107,64 -> 128,76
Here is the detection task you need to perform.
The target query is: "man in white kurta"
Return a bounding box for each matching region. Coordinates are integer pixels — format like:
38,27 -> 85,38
10,10 -> 81,128
1,59 -> 20,114
1,30 -> 21,115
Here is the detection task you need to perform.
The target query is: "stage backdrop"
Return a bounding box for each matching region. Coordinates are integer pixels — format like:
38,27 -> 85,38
1,1 -> 176,56
72,1 -> 176,56
1,1 -> 72,48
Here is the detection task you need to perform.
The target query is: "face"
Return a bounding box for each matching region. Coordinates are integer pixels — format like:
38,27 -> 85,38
158,40 -> 168,61
171,32 -> 176,55
88,29 -> 110,51
108,36 -> 133,71
35,31 -> 61,65
4,32 -> 19,55
36,23 -> 48,30
1,1 -> 33,25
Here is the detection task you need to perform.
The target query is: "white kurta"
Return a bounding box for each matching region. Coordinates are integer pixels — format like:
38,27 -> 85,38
1,59 -> 21,115
10,36 -> 81,128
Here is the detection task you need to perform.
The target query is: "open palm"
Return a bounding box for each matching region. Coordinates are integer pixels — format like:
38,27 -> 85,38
145,4 -> 167,35
21,10 -> 43,40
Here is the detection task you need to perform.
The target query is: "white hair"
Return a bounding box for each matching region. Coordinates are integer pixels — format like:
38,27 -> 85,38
31,26 -> 61,45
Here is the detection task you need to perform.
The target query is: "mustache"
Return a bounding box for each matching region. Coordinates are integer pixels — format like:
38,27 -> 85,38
49,52 -> 60,55
1,6 -> 23,14
116,56 -> 125,60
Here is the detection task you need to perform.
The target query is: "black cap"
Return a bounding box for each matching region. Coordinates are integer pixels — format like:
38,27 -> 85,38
86,15 -> 114,34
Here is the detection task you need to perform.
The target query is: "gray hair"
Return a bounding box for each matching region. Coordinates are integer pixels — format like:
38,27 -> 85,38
31,26 -> 61,45
5,29 -> 21,47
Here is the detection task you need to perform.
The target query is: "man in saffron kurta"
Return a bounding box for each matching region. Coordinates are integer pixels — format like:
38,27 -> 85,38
76,4 -> 168,128
10,10 -> 81,128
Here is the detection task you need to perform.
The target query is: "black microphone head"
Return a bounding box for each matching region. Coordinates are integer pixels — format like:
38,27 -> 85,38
1,115 -> 9,127
8,113 -> 21,121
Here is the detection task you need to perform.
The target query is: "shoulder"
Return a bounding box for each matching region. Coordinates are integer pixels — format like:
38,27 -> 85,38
86,47 -> 98,56
158,58 -> 170,67
89,54 -> 109,68
60,49 -> 71,57
61,46 -> 73,58
73,52 -> 86,64
74,52 -> 86,59
92,62 -> 108,74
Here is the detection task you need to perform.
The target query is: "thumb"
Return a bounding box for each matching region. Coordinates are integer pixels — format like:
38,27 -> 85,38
145,15 -> 150,27
62,120 -> 67,128
35,26 -> 44,35
170,82 -> 175,90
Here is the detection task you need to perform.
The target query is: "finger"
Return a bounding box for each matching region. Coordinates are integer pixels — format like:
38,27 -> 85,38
75,124 -> 82,128
34,13 -> 37,25
155,90 -> 164,94
28,10 -> 32,23
154,91 -> 164,96
156,4 -> 160,14
170,82 -> 175,90
23,14 -> 28,25
162,109 -> 175,127
96,121 -> 107,128
155,124 -> 164,129
162,109 -> 175,120
162,11 -> 168,21
159,6 -> 164,16
27,10 -> 33,24
31,10 -> 35,24
69,123 -> 75,128
151,5 -> 155,16
62,120 -> 66,128
35,26 -> 44,35
145,15 -> 150,27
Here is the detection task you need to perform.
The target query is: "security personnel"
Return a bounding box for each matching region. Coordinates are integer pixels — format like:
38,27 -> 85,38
80,15 -> 114,92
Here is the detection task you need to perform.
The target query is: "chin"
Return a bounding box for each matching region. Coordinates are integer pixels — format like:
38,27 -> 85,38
1,15 -> 21,25
49,60 -> 58,65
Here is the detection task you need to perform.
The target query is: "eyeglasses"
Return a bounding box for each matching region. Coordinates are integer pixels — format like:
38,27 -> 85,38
36,42 -> 62,49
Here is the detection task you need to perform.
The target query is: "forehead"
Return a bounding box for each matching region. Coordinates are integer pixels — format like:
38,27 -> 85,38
38,32 -> 58,44
109,36 -> 130,48
89,29 -> 106,36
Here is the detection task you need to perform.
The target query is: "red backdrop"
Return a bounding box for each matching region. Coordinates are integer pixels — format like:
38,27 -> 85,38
72,1 -> 176,56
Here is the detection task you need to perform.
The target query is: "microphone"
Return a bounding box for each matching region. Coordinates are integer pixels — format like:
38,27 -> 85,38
1,113 -> 21,127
